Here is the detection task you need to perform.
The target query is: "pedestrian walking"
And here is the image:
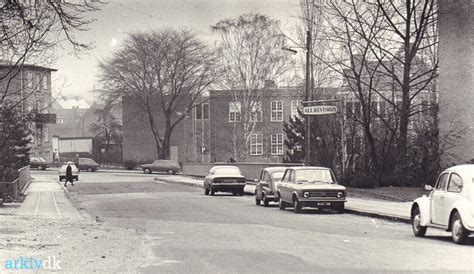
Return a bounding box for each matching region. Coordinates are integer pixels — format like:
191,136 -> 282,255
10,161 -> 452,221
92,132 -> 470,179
65,162 -> 74,186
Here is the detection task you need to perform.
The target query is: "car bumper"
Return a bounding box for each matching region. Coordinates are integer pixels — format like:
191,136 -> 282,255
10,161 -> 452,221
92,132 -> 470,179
210,183 -> 246,191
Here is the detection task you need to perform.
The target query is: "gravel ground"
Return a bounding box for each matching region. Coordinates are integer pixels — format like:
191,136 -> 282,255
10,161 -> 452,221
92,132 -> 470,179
0,215 -> 155,272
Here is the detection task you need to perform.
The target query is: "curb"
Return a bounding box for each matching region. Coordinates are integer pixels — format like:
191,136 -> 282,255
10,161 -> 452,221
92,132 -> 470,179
154,177 -> 255,195
345,208 -> 411,224
56,180 -> 94,221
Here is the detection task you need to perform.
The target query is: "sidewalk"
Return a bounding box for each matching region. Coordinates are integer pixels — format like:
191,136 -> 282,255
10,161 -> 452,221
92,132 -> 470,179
154,175 -> 412,223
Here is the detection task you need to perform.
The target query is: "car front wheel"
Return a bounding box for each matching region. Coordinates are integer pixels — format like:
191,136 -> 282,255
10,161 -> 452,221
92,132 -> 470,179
204,186 -> 209,195
451,212 -> 469,244
262,194 -> 269,207
144,168 -> 151,174
209,186 -> 215,196
293,198 -> 302,213
411,206 -> 427,237
278,198 -> 286,210
167,169 -> 175,175
255,191 -> 261,205
87,167 -> 93,172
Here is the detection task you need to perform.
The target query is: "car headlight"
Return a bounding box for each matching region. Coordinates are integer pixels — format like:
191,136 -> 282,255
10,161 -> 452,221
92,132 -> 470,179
337,192 -> 344,199
303,192 -> 310,198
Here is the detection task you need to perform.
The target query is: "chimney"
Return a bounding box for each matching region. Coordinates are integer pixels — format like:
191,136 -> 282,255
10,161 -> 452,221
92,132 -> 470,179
264,80 -> 276,88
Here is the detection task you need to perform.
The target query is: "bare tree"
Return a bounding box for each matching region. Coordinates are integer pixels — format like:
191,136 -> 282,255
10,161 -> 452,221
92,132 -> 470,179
0,0 -> 102,108
89,101 -> 122,154
211,13 -> 293,161
99,29 -> 216,159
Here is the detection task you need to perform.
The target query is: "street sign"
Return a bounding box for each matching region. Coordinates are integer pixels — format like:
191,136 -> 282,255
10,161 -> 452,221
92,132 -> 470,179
303,105 -> 337,115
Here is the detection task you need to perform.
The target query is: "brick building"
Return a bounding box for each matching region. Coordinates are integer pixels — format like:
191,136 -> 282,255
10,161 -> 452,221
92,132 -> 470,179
438,0 -> 474,166
0,62 -> 56,161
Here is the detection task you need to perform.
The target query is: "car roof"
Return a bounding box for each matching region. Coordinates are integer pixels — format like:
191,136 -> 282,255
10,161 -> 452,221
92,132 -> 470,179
263,167 -> 288,172
445,165 -> 474,177
285,166 -> 332,171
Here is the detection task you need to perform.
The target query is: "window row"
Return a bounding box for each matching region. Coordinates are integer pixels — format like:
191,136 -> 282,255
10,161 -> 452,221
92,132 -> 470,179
250,133 -> 284,156
229,100 -> 302,123
24,71 -> 49,90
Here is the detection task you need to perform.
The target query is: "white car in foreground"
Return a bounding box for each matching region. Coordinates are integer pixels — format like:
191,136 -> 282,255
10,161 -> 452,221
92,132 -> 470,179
411,165 -> 474,244
58,162 -> 79,182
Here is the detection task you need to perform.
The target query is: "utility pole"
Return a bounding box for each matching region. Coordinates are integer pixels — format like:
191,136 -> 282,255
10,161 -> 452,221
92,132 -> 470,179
304,30 -> 312,166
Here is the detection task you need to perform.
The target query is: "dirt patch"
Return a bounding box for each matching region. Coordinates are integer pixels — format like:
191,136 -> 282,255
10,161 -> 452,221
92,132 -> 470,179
0,216 -> 155,272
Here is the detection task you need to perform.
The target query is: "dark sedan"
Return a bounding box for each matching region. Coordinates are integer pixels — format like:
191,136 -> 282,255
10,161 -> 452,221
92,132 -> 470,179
203,166 -> 246,196
29,156 -> 50,170
255,167 -> 286,207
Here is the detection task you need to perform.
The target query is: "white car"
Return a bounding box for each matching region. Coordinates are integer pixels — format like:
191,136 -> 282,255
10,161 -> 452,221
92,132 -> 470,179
203,166 -> 246,196
411,165 -> 474,244
58,162 -> 79,182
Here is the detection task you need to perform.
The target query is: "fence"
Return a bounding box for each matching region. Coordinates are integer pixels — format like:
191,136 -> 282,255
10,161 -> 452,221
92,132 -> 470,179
0,166 -> 31,203
182,162 -> 304,181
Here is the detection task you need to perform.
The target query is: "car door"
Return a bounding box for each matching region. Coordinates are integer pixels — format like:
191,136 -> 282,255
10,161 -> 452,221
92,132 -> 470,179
282,170 -> 294,201
444,173 -> 464,225
431,172 -> 449,225
256,171 -> 265,198
278,170 -> 290,201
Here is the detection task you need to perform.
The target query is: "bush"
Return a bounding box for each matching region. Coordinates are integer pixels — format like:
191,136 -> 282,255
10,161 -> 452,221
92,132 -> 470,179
123,160 -> 137,170
341,174 -> 377,189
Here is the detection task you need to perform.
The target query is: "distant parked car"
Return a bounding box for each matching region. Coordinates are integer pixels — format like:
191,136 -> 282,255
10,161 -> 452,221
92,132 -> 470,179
140,160 -> 181,175
59,162 -> 79,181
203,166 -> 246,196
29,156 -> 50,170
77,157 -> 100,172
255,167 -> 286,207
411,165 -> 474,244
276,166 -> 346,213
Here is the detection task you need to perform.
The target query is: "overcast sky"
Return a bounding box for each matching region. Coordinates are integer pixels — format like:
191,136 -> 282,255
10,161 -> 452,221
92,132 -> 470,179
53,0 -> 300,101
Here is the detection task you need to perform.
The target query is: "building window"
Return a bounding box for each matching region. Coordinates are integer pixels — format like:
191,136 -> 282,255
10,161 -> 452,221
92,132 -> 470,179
291,100 -> 302,118
271,101 -> 283,121
42,75 -> 48,90
271,133 -> 284,155
250,134 -> 263,155
250,101 -> 262,122
229,101 -> 241,122
36,74 -> 41,91
195,103 -> 209,120
26,71 -> 33,88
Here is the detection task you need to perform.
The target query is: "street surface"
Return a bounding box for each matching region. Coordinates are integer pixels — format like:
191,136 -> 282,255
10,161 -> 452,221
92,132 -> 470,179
32,169 -> 474,273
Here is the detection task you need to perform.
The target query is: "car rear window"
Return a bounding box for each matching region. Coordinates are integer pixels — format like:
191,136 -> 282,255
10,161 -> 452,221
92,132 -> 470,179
271,171 -> 284,181
214,168 -> 241,175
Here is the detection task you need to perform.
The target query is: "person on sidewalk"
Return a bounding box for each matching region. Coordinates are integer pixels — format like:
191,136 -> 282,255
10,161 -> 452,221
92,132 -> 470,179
65,163 -> 74,187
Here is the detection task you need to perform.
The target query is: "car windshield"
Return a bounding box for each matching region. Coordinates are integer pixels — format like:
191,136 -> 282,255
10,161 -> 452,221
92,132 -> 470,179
271,171 -> 285,181
214,168 -> 241,175
295,169 -> 335,184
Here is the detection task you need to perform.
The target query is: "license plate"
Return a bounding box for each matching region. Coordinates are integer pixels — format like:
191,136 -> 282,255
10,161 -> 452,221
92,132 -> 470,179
316,202 -> 331,206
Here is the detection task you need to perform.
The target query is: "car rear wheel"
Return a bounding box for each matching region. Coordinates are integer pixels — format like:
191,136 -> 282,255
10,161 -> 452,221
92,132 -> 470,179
411,206 -> 427,237
167,169 -> 175,175
278,198 -> 286,210
262,194 -> 269,207
255,191 -> 261,205
144,168 -> 151,174
293,198 -> 302,213
451,212 -> 469,244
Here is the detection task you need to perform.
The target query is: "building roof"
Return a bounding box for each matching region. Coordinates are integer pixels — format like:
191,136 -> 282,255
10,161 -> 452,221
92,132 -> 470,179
0,60 -> 57,71
55,96 -> 91,109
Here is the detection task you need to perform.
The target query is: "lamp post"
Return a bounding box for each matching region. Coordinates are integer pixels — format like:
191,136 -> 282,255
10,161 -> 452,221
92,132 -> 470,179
304,30 -> 312,166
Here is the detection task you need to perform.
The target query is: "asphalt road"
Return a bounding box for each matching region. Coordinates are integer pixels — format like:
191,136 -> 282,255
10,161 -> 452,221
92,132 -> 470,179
32,169 -> 474,273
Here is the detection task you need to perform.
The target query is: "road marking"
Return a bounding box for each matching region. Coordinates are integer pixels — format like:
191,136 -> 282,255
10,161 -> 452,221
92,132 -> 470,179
34,192 -> 41,216
51,192 -> 62,217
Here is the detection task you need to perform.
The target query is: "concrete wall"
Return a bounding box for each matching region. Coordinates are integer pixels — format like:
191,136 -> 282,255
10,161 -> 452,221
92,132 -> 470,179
58,138 -> 92,154
439,0 -> 474,166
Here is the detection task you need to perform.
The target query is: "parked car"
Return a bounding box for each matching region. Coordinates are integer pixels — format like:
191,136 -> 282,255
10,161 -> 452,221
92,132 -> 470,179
203,166 -> 246,196
29,156 -> 50,170
141,160 -> 181,175
58,162 -> 79,181
411,165 -> 474,244
276,166 -> 346,213
77,157 -> 100,172
255,167 -> 286,207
